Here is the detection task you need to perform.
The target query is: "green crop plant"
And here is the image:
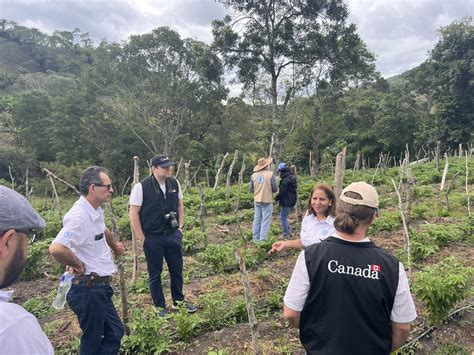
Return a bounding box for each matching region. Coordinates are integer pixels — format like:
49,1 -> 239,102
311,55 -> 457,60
172,303 -> 202,341
413,256 -> 473,325
22,297 -> 52,318
368,210 -> 401,235
121,306 -> 174,354
198,243 -> 237,273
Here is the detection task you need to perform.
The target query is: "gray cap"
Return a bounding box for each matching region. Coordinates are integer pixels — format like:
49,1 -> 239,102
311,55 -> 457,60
0,185 -> 46,232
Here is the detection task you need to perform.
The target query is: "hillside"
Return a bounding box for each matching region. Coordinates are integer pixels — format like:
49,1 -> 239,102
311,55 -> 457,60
11,157 -> 473,354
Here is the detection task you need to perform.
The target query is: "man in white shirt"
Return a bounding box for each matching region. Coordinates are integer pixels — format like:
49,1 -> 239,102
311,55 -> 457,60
129,154 -> 196,317
49,166 -> 125,355
0,185 -> 54,355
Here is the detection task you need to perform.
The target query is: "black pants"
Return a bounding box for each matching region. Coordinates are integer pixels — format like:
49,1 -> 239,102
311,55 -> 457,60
143,230 -> 184,308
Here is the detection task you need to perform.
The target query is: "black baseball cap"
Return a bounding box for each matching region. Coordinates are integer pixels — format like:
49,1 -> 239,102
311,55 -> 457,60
151,154 -> 175,168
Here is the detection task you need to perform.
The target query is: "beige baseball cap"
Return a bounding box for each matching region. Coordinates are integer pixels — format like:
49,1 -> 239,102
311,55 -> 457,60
340,181 -> 379,208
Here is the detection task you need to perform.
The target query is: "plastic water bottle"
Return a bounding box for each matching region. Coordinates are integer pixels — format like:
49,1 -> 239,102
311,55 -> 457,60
51,271 -> 74,309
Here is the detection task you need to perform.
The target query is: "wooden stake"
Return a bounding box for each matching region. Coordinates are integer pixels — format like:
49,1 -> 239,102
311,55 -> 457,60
8,166 -> 15,189
466,151 -> 471,218
235,154 -> 246,212
440,153 -> 449,191
214,152 -> 229,190
42,168 -> 80,195
175,157 -> 184,179
235,249 -> 259,355
391,179 -> 412,280
445,171 -> 461,211
226,150 -> 239,199
334,147 -> 347,203
184,160 -> 191,190
106,200 -> 130,335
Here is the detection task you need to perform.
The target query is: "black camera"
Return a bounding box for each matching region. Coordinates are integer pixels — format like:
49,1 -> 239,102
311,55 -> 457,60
164,212 -> 179,228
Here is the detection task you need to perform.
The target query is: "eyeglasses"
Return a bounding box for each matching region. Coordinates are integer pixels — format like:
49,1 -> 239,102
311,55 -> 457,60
16,229 -> 40,245
93,183 -> 113,190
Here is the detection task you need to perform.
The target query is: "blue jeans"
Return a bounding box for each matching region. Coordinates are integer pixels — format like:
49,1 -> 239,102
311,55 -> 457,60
143,230 -> 184,308
252,202 -> 273,241
280,206 -> 292,237
67,282 -> 124,355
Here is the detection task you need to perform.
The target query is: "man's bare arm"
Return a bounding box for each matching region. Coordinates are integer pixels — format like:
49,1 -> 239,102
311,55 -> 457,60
49,243 -> 85,275
391,321 -> 411,351
129,205 -> 145,241
283,304 -> 301,328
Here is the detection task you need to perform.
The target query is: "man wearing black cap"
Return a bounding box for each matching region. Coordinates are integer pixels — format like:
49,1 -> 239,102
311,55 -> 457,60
0,186 -> 54,354
129,154 -> 196,316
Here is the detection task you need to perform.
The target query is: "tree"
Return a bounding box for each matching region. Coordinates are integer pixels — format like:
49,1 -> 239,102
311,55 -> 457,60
408,17 -> 473,149
212,0 -> 377,162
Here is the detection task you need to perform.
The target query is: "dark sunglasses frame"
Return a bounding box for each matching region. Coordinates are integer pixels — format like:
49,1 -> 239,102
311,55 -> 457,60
92,183 -> 113,190
16,229 -> 41,245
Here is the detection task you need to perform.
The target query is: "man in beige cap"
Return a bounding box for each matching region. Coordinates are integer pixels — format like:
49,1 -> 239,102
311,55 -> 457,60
249,157 -> 277,241
0,185 -> 54,354
283,181 -> 416,354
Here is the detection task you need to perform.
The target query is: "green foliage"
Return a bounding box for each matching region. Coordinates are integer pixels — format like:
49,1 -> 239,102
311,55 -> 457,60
413,185 -> 434,198
121,306 -> 175,354
413,256 -> 473,324
198,243 -> 237,273
434,342 -> 471,355
20,238 -> 52,280
172,303 -> 202,341
196,290 -> 235,330
207,200 -> 232,214
368,210 -> 401,235
22,297 -> 52,318
217,214 -> 238,225
411,223 -> 465,262
129,275 -> 149,294
411,204 -> 430,220
183,228 -> 208,253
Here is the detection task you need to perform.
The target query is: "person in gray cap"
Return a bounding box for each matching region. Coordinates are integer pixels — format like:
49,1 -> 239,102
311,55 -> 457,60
0,185 -> 54,354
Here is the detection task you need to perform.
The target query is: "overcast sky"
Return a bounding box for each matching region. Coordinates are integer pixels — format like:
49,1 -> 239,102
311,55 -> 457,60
1,0 -> 472,79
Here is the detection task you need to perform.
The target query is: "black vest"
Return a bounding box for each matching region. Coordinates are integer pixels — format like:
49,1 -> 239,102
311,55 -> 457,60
139,175 -> 180,235
300,237 -> 399,355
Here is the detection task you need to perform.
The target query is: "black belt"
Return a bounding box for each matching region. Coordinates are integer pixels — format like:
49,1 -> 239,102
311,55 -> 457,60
76,273 -> 111,287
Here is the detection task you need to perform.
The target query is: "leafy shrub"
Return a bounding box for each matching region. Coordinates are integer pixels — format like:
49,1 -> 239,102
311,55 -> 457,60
411,224 -> 465,263
411,204 -> 430,220
172,303 -> 202,341
217,214 -> 238,225
22,297 -> 52,318
121,306 -> 175,354
413,256 -> 473,324
130,275 -> 149,294
368,210 -> 401,235
207,200 -> 231,214
413,185 -> 434,198
231,296 -> 248,323
196,290 -> 235,330
198,243 -> 237,273
40,209 -> 63,240
183,228 -> 207,253
21,238 -> 52,280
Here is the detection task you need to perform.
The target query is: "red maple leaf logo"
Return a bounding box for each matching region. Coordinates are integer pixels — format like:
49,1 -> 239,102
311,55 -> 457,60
371,264 -> 381,272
